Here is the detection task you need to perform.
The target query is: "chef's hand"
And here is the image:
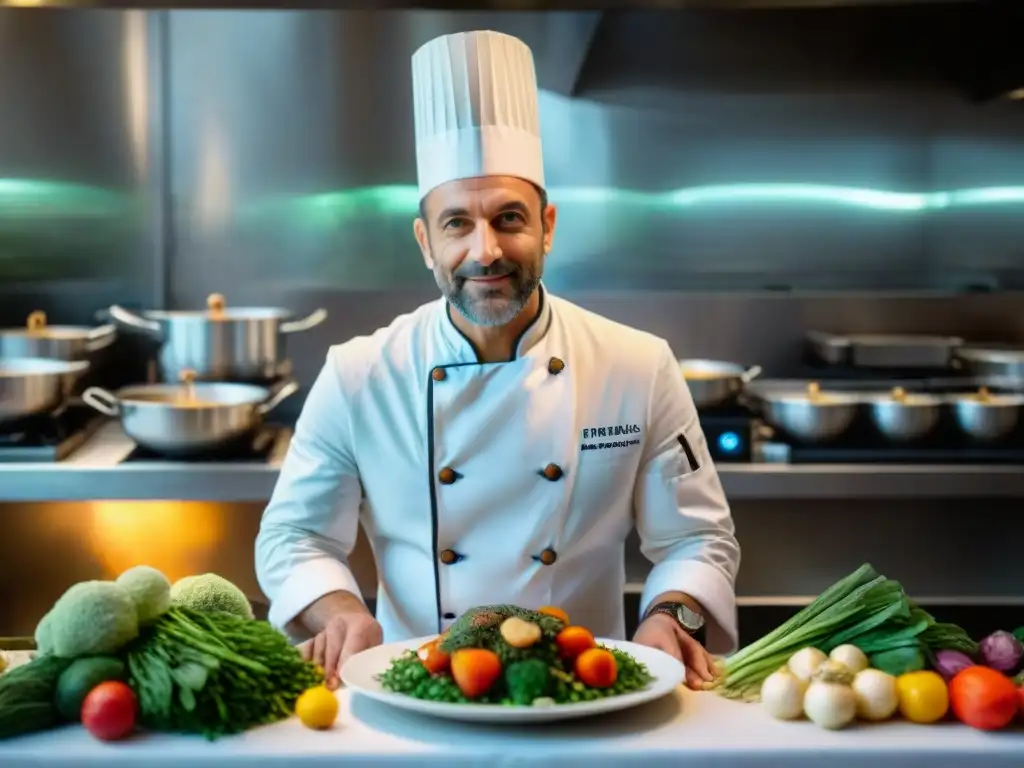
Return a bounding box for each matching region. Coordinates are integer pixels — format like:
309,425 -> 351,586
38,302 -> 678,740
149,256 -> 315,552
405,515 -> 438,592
298,612 -> 383,690
633,613 -> 718,690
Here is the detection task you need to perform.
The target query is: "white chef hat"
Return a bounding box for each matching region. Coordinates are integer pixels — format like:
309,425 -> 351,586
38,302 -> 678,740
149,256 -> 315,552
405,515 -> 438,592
411,30 -> 545,199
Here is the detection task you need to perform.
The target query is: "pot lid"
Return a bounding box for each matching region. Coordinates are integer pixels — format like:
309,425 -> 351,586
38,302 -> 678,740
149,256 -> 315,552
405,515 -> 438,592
142,293 -> 295,321
0,311 -> 103,339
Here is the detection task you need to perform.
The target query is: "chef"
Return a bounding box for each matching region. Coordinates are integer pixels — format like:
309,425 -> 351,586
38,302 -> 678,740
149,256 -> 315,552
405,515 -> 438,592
255,29 -> 741,691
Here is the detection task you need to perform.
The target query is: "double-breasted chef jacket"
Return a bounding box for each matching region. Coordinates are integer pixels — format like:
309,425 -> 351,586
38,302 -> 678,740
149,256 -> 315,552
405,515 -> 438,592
255,286 -> 742,654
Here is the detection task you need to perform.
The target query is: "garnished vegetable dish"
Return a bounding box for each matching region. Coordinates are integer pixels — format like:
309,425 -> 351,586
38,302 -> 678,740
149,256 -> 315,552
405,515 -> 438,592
377,605 -> 654,706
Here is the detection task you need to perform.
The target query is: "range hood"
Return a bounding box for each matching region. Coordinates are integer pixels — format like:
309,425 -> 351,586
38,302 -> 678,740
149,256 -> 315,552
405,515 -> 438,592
433,1 -> 1017,105
563,1 -> 1023,104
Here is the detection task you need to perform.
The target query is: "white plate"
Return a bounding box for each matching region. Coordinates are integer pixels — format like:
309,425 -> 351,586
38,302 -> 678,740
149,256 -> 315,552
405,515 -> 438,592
340,635 -> 685,723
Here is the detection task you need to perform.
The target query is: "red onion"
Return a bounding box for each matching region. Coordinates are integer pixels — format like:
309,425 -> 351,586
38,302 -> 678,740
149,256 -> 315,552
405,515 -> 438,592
932,649 -> 974,681
978,630 -> 1023,673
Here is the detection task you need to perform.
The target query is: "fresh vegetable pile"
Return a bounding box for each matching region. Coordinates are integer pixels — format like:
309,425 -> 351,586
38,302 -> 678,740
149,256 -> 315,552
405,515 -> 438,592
712,562 -> 1024,732
378,604 -> 654,706
0,566 -> 325,743
709,563 -> 976,702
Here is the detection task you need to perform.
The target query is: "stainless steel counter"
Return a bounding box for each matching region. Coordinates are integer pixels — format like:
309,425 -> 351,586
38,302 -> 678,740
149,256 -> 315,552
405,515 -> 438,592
1,422 -> 1022,502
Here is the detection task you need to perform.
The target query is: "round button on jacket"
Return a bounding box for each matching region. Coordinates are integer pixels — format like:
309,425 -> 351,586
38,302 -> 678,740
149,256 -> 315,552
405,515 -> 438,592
439,549 -> 459,565
538,548 -> 558,566
547,357 -> 565,375
438,467 -> 457,484
542,463 -> 563,481
431,367 -> 447,382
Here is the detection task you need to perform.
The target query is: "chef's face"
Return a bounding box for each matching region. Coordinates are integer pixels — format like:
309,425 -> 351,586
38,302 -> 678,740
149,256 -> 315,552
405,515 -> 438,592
414,176 -> 557,327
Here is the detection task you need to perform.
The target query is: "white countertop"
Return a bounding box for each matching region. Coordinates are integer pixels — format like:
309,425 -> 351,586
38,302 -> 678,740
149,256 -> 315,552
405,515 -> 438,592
3,686 -> 1024,767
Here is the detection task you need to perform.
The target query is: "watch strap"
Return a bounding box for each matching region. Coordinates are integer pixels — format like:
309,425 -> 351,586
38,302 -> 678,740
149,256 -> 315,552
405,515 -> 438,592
644,601 -> 705,634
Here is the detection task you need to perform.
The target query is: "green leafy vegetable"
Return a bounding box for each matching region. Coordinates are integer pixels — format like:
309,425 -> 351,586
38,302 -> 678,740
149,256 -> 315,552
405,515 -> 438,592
124,606 -> 322,739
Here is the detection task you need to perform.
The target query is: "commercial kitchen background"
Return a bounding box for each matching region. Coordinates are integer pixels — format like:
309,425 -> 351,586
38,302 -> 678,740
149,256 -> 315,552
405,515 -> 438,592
1,7 -> 1022,643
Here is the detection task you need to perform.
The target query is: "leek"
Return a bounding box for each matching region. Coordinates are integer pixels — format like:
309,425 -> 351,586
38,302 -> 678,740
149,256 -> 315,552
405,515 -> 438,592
711,564 -> 937,700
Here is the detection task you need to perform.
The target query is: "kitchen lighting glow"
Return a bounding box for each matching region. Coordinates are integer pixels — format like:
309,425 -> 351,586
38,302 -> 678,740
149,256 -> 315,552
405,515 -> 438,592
284,183 -> 1024,218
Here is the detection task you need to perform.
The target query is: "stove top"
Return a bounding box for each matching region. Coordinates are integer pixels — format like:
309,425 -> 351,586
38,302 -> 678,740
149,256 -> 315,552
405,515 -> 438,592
758,417 -> 1024,465
121,425 -> 286,464
0,403 -> 104,462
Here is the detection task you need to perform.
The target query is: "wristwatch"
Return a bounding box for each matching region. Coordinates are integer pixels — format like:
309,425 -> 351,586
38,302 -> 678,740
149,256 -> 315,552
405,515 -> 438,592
644,601 -> 705,635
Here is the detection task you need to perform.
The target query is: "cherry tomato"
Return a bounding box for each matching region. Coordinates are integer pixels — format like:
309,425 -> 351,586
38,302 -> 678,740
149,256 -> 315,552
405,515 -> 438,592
81,681 -> 137,741
450,648 -> 502,699
555,626 -> 596,659
538,606 -> 570,625
575,647 -> 618,689
417,637 -> 451,675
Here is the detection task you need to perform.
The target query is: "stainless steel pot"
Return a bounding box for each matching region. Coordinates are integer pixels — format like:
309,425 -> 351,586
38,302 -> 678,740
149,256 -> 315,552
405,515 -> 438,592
82,370 -> 300,455
108,293 -> 327,382
0,357 -> 91,425
0,311 -> 116,361
757,382 -> 861,443
867,387 -> 942,442
679,359 -> 762,408
950,387 -> 1024,442
953,346 -> 1024,380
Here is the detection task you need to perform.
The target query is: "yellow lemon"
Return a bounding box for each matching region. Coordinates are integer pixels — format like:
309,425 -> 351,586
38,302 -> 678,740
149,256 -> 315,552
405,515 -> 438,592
895,670 -> 949,724
295,685 -> 339,730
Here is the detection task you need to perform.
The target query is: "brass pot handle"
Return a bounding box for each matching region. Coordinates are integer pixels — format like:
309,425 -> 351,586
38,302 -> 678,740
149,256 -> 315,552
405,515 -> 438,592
26,311 -> 47,332
206,293 -> 227,317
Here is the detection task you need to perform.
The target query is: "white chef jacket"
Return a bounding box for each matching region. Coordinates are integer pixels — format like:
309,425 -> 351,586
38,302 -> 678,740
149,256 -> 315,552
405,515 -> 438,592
255,287 -> 741,653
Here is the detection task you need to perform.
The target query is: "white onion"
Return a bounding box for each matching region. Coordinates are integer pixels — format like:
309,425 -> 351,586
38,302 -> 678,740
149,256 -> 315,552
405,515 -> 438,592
760,667 -> 807,720
829,644 -> 869,674
803,679 -> 857,730
851,668 -> 898,721
788,647 -> 828,682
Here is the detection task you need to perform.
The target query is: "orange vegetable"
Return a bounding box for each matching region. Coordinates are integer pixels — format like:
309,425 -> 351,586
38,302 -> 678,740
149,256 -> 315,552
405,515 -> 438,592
450,648 -> 502,699
555,625 -> 596,659
416,637 -> 451,676
538,606 -> 570,625
949,666 -> 1018,731
575,648 -> 618,689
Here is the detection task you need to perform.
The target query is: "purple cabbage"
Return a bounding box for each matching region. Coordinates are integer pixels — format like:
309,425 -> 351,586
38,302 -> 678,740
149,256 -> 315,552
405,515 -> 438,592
978,630 -> 1024,673
932,650 -> 975,681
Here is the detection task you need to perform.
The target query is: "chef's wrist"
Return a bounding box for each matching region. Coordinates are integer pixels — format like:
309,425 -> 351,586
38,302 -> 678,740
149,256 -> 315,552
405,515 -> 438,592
298,589 -> 371,634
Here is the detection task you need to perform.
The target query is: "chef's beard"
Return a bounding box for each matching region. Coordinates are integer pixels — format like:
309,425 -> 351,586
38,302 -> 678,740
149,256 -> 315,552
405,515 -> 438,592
434,255 -> 542,328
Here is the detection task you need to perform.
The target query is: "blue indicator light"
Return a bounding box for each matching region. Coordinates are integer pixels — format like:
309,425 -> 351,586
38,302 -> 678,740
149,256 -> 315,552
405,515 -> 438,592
718,431 -> 741,453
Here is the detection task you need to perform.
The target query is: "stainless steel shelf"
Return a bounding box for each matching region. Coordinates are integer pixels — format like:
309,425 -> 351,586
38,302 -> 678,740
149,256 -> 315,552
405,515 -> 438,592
1,426 -> 1023,502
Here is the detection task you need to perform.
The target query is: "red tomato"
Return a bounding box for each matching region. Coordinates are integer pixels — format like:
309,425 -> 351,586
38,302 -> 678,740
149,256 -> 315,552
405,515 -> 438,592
81,681 -> 137,741
417,637 -> 451,675
555,626 -> 596,659
575,648 -> 618,689
1017,685 -> 1024,716
450,648 -> 502,699
949,666 -> 1018,731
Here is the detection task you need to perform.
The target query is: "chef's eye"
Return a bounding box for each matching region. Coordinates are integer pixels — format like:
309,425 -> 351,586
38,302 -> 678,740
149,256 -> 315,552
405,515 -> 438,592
443,218 -> 467,230
496,211 -> 525,227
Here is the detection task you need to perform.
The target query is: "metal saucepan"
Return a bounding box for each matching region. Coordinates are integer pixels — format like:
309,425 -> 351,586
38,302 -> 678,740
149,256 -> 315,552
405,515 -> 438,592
0,311 -> 116,362
0,357 -> 91,425
81,369 -> 300,456
108,293 -> 327,382
679,359 -> 762,408
867,386 -> 942,442
756,382 -> 861,443
952,346 -> 1024,380
949,387 -> 1024,443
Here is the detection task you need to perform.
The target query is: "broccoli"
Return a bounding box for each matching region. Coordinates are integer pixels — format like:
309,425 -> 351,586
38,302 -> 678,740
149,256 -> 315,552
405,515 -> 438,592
34,610 -> 54,655
505,659 -> 551,705
46,581 -> 139,658
441,605 -> 563,655
169,573 -> 254,619
116,566 -> 172,625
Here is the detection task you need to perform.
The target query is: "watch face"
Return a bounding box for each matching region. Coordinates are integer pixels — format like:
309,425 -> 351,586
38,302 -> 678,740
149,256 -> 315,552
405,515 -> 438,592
678,604 -> 705,632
